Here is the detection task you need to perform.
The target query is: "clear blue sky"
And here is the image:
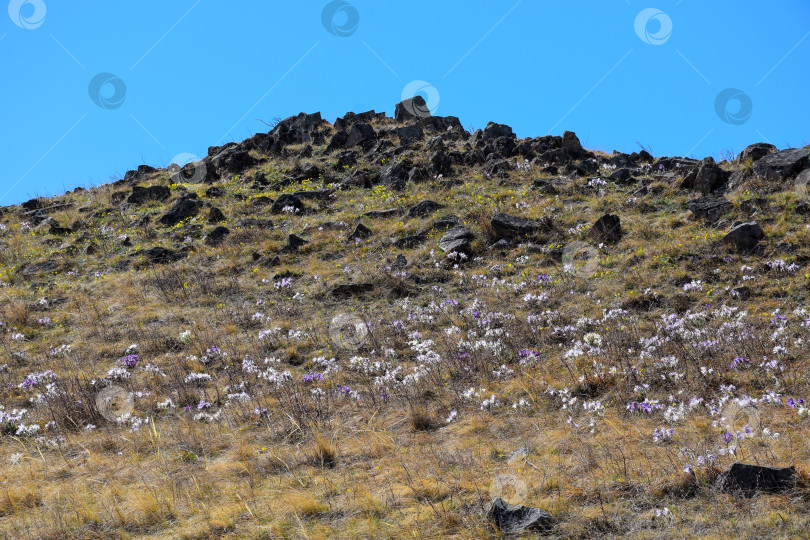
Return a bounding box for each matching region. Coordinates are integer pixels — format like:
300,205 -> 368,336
2,1 -> 808,204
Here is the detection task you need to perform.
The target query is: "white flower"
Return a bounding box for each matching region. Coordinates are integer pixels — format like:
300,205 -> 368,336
583,332 -> 603,347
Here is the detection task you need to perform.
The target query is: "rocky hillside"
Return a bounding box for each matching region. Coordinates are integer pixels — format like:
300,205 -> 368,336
1,96 -> 810,538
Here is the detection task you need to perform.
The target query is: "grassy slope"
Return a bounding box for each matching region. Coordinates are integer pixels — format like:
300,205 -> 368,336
1,120 -> 810,538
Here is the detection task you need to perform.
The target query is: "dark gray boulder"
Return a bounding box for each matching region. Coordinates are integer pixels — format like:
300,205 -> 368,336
491,213 -> 550,238
391,254 -> 408,270
18,260 -> 59,276
577,159 -> 600,175
283,234 -> 308,252
208,207 -> 226,223
325,130 -> 350,154
395,96 -> 430,122
407,166 -> 428,184
352,223 -> 372,239
128,185 -> 170,205
438,226 -> 475,254
420,115 -> 463,133
158,199 -> 202,227
562,131 -> 582,151
49,222 -> 73,236
333,110 -> 382,132
408,201 -> 445,218
795,168 -> 810,189
335,150 -> 358,169
489,238 -> 512,251
169,160 -> 219,184
589,214 -> 622,244
210,147 -> 257,176
753,147 -> 810,181
484,159 -> 513,178
608,168 -> 633,183
686,197 -> 732,223
723,221 -> 763,251
737,143 -> 776,163
205,226 -> 230,246
430,150 -> 453,176
123,165 -> 158,182
609,153 -> 638,169
715,463 -> 796,498
344,123 -> 377,148
532,178 -> 559,194
271,111 -> 323,135
21,198 -> 43,211
393,235 -> 427,249
430,215 -> 460,231
113,259 -> 133,272
271,194 -> 304,214
380,161 -> 412,191
486,498 -> 554,534
682,157 -> 729,194
731,286 -> 751,300
475,122 -> 516,143
139,247 -> 183,264
396,125 -> 424,144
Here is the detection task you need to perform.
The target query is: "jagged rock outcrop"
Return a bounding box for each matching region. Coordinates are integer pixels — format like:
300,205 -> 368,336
682,157 -> 729,194
395,96 -> 430,122
752,147 -> 810,181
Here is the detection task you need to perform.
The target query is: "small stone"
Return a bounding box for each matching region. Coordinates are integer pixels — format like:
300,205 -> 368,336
208,207 -> 226,223
408,201 -> 445,218
352,223 -> 372,239
486,498 -> 554,534
205,226 -> 230,246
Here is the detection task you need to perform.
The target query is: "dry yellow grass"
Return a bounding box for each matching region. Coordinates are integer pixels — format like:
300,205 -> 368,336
1,123 -> 810,537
